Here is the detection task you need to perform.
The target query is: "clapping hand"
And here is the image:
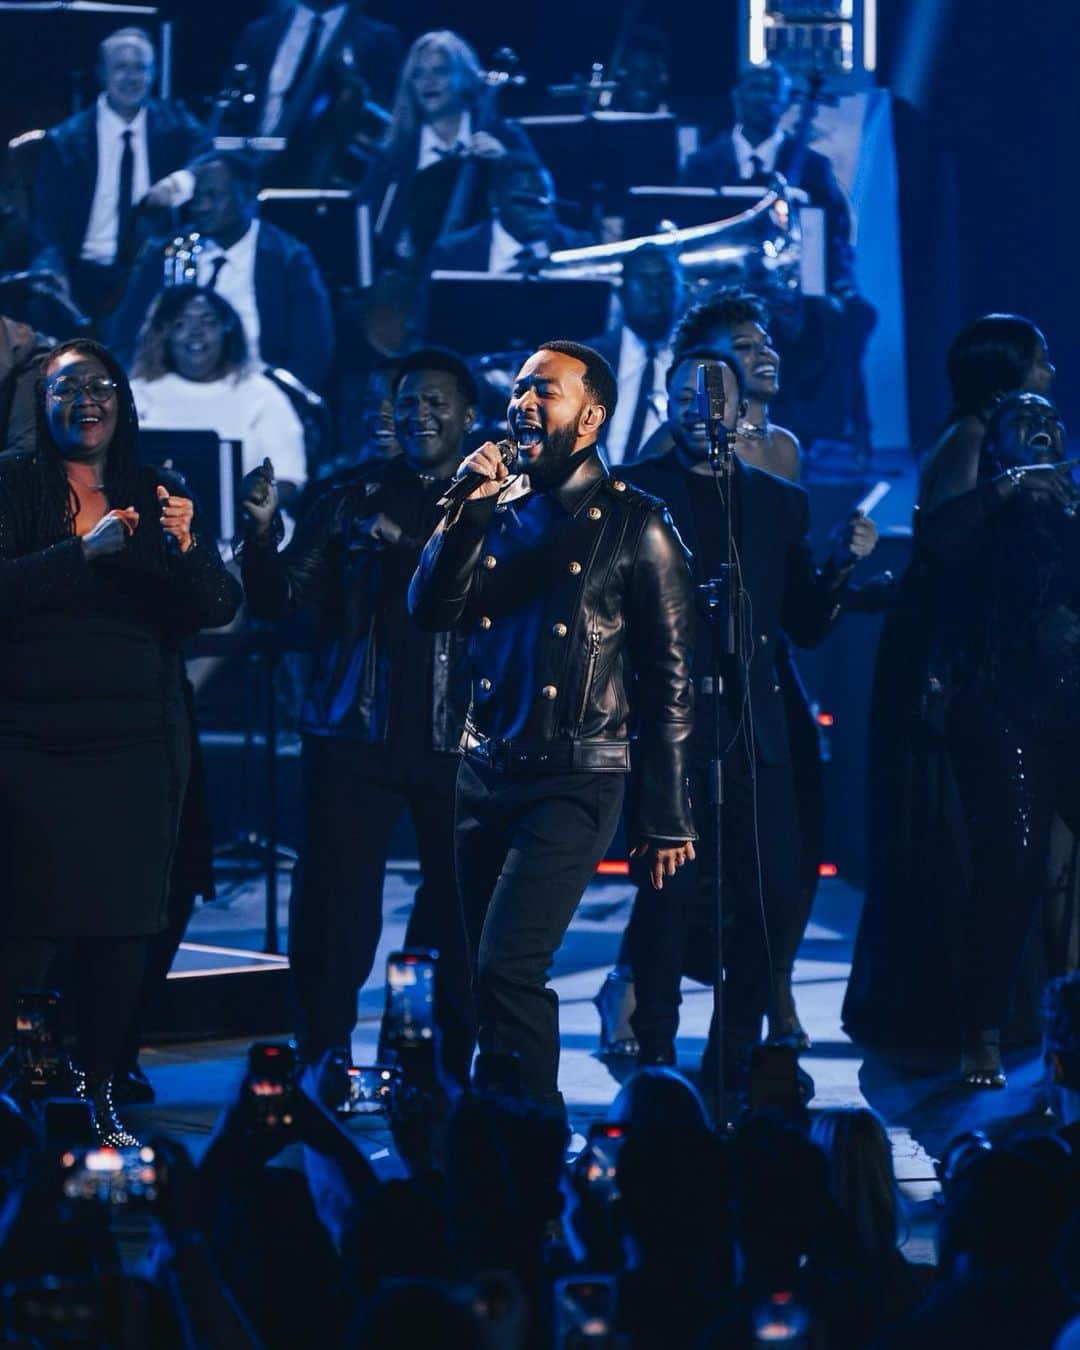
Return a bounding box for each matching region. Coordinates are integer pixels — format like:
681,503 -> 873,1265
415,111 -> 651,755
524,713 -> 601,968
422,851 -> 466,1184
81,507 -> 139,560
239,458 -> 278,535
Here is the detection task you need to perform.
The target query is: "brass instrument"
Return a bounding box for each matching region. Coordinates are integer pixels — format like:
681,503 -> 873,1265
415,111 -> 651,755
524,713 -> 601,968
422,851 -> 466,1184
539,179 -> 802,300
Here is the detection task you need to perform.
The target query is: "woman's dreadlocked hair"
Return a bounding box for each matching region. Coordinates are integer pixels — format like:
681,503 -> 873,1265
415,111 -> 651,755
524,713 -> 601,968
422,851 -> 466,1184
32,339 -> 142,547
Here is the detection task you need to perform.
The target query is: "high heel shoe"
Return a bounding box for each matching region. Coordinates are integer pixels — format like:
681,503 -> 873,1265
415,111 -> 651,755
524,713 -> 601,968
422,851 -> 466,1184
960,1029 -> 1007,1090
89,1076 -> 142,1147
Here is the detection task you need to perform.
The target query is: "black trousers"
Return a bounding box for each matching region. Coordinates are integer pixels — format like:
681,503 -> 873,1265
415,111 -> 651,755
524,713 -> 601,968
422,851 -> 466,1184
288,737 -> 472,1080
455,760 -> 625,1101
948,707 -> 1080,1036
627,752 -> 802,1060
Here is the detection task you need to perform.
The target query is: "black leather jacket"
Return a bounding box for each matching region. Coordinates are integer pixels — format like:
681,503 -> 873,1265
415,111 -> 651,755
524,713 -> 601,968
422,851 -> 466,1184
408,447 -> 697,843
242,457 -> 470,750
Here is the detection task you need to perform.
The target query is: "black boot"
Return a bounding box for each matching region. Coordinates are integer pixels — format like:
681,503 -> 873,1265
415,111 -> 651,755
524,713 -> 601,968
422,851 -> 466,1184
89,1077 -> 142,1147
960,1027 -> 1006,1089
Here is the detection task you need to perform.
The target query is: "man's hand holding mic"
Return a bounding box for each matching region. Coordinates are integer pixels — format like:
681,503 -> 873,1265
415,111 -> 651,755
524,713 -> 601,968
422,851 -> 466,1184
239,457 -> 278,536
446,440 -> 514,503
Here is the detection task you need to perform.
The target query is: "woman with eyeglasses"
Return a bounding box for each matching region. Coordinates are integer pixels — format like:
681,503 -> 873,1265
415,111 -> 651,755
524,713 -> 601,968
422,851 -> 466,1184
129,286 -> 308,501
0,338 -> 241,1143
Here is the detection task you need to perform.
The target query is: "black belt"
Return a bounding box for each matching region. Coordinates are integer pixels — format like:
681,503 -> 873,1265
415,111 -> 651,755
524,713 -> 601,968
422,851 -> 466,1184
461,731 -> 630,776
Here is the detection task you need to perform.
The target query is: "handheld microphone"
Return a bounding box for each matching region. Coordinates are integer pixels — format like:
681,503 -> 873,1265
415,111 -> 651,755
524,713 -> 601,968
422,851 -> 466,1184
696,364 -> 732,467
437,439 -> 518,510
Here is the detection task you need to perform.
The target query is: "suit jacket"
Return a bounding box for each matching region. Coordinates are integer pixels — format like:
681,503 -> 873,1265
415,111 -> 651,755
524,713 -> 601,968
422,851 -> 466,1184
425,221 -> 593,274
231,4 -> 403,123
680,131 -> 855,291
620,450 -> 848,764
362,117 -> 537,265
109,220 -> 335,391
32,99 -> 208,272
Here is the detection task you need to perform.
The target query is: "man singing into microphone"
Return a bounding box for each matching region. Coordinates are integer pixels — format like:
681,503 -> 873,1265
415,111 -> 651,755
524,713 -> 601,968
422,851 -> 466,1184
409,340 -> 697,1109
620,350 -> 876,1100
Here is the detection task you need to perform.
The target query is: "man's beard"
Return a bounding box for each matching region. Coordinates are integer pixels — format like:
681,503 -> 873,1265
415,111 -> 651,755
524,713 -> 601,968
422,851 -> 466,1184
524,422 -> 583,491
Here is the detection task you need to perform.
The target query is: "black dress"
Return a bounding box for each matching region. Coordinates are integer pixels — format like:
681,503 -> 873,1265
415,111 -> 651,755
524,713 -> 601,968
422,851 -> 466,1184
0,454 -> 241,939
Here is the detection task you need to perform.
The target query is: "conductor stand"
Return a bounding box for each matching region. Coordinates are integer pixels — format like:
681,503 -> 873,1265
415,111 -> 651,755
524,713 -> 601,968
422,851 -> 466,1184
696,363 -> 741,1124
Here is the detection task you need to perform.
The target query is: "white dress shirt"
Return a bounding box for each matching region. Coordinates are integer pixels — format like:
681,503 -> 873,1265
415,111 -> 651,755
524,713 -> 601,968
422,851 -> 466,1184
260,3 -> 348,134
417,111 -> 473,172
731,123 -> 787,179
603,326 -> 672,466
194,220 -> 262,364
487,219 -> 550,273
130,370 -> 307,485
81,95 -> 150,264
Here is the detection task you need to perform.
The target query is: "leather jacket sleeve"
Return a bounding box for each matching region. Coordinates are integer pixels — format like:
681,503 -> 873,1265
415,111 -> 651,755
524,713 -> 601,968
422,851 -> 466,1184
241,488 -> 349,620
626,507 -> 697,844
408,495 -> 500,631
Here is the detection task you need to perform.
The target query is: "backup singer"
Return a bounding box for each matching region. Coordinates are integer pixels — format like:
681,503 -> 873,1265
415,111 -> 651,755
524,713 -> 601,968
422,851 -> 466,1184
240,348 -> 477,1081
0,339 -> 241,1143
620,351 -> 875,1092
409,341 -> 696,1107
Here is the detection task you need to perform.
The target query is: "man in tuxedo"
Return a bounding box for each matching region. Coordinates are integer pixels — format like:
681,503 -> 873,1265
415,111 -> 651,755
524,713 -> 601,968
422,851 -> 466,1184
31,27 -> 207,319
110,151 -> 335,391
426,155 -> 591,276
682,61 -> 854,295
681,62 -> 875,455
600,243 -> 684,467
231,0 -> 403,135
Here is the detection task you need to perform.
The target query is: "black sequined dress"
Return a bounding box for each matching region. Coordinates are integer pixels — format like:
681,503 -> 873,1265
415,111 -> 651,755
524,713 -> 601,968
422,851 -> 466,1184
0,454 -> 241,937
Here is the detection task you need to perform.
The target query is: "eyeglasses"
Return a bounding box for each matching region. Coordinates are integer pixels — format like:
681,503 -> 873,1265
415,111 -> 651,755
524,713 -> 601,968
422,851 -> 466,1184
47,376 -> 118,405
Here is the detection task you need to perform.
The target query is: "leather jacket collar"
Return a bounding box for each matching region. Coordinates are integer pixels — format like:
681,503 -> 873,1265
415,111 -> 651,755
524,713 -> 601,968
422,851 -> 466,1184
532,444 -> 608,517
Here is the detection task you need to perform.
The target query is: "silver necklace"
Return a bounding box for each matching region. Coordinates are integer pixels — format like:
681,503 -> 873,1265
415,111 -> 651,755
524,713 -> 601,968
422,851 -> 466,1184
736,419 -> 770,442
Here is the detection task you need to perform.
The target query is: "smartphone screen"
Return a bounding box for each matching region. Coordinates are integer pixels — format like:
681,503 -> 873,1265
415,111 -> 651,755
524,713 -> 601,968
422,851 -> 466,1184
338,1065 -> 398,1115
246,1040 -> 297,1130
578,1123 -> 627,1199
554,1275 -> 617,1348
14,990 -> 65,1089
384,950 -> 437,1047
60,1145 -> 161,1207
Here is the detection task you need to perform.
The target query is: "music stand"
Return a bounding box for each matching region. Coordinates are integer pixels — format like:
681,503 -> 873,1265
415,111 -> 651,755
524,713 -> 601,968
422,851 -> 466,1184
257,189 -> 373,291
139,430 -> 241,544
517,112 -> 680,223
425,273 -> 613,356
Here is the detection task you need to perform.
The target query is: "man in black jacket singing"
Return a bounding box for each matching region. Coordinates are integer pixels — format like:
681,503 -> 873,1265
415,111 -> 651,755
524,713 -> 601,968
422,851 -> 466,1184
240,347 -> 476,1079
409,340 -> 697,1106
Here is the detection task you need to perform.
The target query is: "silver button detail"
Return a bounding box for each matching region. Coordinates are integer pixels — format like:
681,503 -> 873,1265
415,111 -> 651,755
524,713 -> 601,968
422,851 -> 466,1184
568,560 -> 582,576
541,685 -> 558,700
479,616 -> 492,630
482,555 -> 497,570
552,623 -> 568,638
587,506 -> 602,521
759,633 -> 768,646
479,678 -> 492,692
612,480 -> 626,492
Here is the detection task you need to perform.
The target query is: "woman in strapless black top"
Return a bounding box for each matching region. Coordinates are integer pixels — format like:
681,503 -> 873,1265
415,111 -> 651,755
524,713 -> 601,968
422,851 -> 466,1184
0,338 -> 241,1141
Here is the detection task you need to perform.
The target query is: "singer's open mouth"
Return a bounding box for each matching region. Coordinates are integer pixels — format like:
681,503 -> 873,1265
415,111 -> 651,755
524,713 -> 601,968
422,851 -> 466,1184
515,425 -> 544,449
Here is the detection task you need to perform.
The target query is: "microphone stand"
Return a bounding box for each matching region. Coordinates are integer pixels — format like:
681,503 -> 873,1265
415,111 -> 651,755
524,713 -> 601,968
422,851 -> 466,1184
699,414 -> 739,1126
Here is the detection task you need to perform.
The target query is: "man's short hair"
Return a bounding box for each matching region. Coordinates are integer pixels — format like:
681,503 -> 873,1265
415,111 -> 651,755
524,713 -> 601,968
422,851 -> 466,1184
189,149 -> 261,200
392,346 -> 478,405
490,152 -> 548,193
665,347 -> 746,400
99,26 -> 155,66
1044,973 -> 1080,1089
537,340 -> 618,419
673,288 -> 770,363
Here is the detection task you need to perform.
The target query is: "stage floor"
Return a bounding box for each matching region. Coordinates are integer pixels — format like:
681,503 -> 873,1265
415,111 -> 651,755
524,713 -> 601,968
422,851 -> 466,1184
127,868 -> 1058,1265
